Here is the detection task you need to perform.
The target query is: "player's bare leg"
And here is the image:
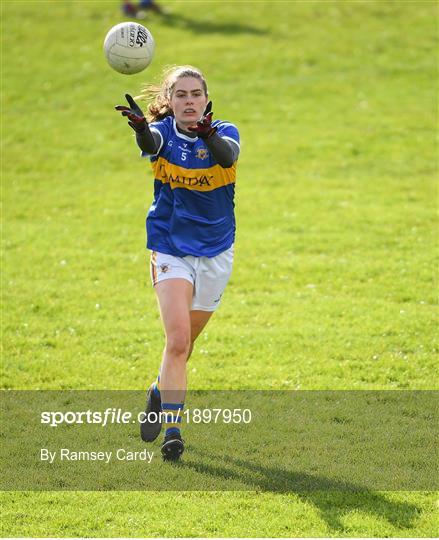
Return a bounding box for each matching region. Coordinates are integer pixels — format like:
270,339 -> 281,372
155,278 -> 192,398
140,278 -> 191,447
140,283 -> 214,459
154,278 -> 192,459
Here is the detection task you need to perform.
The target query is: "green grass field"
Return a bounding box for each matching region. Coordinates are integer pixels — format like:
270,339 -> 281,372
1,0 -> 438,537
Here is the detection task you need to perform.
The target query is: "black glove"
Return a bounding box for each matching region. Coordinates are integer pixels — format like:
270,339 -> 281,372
188,101 -> 217,139
115,94 -> 147,133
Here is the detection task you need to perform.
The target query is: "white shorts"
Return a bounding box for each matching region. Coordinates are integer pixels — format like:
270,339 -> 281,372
149,246 -> 234,312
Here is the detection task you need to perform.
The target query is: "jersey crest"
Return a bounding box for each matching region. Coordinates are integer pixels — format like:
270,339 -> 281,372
195,148 -> 209,160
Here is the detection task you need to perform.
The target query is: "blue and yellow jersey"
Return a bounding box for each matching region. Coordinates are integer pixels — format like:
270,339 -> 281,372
143,115 -> 240,258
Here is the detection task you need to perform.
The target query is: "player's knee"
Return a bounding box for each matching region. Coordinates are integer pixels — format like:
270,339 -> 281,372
166,330 -> 191,359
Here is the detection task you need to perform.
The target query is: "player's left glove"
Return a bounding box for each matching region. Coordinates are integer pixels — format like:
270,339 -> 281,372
115,94 -> 147,133
188,101 -> 217,139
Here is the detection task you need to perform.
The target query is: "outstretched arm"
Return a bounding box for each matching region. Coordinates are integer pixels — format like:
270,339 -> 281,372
115,94 -> 161,155
188,102 -> 239,168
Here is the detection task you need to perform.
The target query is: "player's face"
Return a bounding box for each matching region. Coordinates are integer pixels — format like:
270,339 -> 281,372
170,77 -> 208,130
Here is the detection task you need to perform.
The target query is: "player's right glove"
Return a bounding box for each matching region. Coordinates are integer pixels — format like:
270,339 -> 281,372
115,94 -> 147,133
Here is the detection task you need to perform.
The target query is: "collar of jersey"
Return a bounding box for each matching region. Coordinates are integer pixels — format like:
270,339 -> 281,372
172,118 -> 199,142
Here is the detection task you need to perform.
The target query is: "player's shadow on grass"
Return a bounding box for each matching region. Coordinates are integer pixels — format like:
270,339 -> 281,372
157,11 -> 269,36
180,451 -> 420,533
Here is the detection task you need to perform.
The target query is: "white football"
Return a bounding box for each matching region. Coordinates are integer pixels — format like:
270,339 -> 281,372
103,22 -> 155,75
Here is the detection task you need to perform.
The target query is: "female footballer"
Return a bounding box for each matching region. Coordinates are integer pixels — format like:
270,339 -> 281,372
116,66 -> 240,460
